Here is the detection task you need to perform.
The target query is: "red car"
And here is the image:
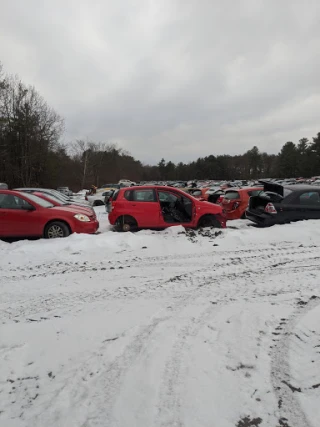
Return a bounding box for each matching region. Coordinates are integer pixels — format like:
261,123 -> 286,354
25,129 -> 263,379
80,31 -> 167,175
107,186 -> 226,231
222,187 -> 263,220
30,191 -> 94,216
0,190 -> 99,238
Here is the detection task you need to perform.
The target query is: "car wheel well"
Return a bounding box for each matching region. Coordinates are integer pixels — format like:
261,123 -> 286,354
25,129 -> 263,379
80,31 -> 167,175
197,214 -> 221,229
93,200 -> 104,206
115,215 -> 138,232
44,219 -> 72,237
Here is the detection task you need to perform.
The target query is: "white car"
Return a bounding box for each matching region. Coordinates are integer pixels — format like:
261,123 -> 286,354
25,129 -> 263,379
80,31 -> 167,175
86,186 -> 119,206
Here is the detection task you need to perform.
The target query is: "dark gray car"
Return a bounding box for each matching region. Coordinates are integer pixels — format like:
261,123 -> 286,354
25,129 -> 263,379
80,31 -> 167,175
246,181 -> 320,226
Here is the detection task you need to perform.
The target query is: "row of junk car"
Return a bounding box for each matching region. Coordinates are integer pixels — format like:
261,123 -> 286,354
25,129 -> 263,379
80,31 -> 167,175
1,176 -> 320,239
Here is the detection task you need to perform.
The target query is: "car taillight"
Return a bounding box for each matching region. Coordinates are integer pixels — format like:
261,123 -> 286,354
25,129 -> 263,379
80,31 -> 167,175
85,195 -> 88,201
233,201 -> 240,209
265,203 -> 277,214
217,196 -> 223,204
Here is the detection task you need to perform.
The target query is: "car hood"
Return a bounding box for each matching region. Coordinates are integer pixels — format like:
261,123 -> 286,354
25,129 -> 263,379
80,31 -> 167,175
60,205 -> 95,216
50,206 -> 96,217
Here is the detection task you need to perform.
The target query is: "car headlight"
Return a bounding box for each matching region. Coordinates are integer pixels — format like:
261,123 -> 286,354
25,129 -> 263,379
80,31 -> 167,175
74,214 -> 90,222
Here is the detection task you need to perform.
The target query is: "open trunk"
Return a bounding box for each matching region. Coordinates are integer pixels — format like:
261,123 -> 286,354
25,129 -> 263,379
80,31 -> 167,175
249,191 -> 284,213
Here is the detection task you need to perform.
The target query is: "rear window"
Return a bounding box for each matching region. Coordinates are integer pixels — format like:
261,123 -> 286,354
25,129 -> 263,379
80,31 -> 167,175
224,191 -> 240,200
189,190 -> 202,197
132,190 -> 156,202
124,190 -> 131,200
112,190 -> 120,201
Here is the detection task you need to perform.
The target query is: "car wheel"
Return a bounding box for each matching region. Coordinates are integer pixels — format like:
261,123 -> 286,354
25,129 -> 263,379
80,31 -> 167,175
45,221 -> 70,239
198,214 -> 221,229
241,212 -> 246,219
115,216 -> 138,232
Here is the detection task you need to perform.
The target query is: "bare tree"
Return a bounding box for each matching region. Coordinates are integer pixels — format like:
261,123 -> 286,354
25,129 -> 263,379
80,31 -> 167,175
0,70 -> 64,186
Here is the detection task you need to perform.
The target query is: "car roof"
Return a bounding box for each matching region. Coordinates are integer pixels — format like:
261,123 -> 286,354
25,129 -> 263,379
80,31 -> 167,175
15,187 -> 57,192
119,185 -> 174,191
283,184 -> 320,191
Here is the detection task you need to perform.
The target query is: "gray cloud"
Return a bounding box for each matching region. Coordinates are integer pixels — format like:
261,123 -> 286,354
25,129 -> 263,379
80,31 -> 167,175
1,0 -> 320,163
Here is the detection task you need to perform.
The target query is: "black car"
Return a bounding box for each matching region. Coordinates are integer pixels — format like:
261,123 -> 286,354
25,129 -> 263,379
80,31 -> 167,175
246,181 -> 320,226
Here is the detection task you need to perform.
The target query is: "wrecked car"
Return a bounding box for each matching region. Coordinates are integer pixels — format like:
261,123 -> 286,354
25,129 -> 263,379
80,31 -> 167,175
107,185 -> 226,232
222,187 -> 263,220
246,181 -> 320,226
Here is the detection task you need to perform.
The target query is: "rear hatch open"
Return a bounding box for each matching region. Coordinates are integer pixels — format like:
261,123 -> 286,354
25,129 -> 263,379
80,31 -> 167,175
249,181 -> 284,213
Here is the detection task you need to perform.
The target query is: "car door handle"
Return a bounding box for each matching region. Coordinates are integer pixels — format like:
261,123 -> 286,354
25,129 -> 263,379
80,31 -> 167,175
0,212 -> 7,216
131,204 -> 136,207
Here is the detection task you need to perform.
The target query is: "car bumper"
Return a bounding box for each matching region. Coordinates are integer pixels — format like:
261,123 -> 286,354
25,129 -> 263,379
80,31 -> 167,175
245,211 -> 275,227
108,212 -> 116,225
73,219 -> 100,234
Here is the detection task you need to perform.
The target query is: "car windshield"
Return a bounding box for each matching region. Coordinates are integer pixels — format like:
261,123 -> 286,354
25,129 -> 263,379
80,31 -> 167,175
22,193 -> 54,208
101,184 -> 120,188
38,193 -> 65,205
49,190 -> 69,201
224,191 -> 240,200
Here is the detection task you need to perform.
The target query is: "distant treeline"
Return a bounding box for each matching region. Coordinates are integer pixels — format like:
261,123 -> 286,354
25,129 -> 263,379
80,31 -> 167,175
1,63 -> 320,190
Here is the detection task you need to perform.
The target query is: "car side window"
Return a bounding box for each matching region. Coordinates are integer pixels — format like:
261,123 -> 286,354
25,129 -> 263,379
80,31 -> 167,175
158,191 -> 178,203
132,190 -> 156,202
0,194 -> 32,210
299,192 -> 320,205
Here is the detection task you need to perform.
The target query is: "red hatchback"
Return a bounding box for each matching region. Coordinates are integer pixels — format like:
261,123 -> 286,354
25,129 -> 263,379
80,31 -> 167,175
0,190 -> 99,239
222,187 -> 263,220
108,186 -> 226,231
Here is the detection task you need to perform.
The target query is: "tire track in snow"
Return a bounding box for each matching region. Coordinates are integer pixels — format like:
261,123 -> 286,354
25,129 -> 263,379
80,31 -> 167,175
63,293 -> 198,427
1,246 -> 320,324
271,296 -> 320,427
156,300 -> 218,427
1,244 -> 318,284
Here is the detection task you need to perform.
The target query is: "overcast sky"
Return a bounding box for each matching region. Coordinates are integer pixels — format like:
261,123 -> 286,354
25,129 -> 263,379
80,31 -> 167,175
1,0 -> 320,164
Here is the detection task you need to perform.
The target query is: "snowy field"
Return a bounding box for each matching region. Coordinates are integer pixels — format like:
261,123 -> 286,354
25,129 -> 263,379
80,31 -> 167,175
1,207 -> 320,427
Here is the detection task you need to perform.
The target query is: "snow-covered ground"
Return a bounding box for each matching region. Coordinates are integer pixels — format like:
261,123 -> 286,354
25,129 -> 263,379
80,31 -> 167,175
1,207 -> 320,427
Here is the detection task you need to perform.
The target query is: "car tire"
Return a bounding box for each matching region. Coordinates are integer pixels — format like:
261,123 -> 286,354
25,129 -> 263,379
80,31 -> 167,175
115,216 -> 138,232
44,221 -> 70,239
241,212 -> 246,219
197,214 -> 221,229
